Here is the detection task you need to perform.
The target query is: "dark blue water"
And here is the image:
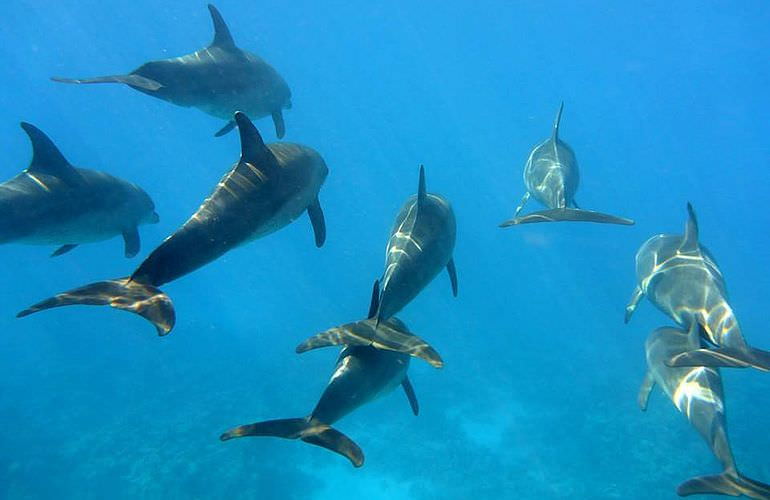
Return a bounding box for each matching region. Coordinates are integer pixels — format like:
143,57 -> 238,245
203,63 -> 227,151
1,1 -> 769,498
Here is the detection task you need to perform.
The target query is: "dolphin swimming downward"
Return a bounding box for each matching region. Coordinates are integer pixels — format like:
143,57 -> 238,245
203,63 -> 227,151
52,4 -> 292,138
625,203 -> 770,371
220,287 -> 436,467
17,112 -> 327,335
373,166 -> 457,325
500,103 -> 634,226
640,325 -> 770,499
0,122 -> 158,258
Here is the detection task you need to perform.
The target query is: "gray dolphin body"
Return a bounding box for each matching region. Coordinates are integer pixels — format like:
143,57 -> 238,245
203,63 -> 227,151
221,316 -> 423,467
641,326 -> 770,499
625,203 -> 770,371
18,112 -> 327,335
52,5 -> 291,138
0,123 -> 157,258
500,103 -> 633,226
375,166 -> 457,324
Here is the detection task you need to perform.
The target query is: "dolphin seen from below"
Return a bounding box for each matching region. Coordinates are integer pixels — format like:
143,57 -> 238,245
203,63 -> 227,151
499,103 -> 634,226
625,203 -> 770,371
640,326 -> 770,499
52,4 -> 291,138
0,122 -> 158,258
296,280 -> 445,368
373,166 -> 457,325
220,292 -> 431,467
17,112 -> 327,335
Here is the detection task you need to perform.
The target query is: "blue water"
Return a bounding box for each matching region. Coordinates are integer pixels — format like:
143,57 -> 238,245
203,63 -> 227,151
1,1 -> 770,498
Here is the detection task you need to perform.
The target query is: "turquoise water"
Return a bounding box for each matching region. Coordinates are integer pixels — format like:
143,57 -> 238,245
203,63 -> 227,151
1,1 -> 769,498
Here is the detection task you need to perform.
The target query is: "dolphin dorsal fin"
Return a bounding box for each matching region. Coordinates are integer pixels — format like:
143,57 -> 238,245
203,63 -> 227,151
20,122 -> 81,184
234,112 -> 276,168
551,102 -> 564,141
417,165 -> 427,210
208,4 -> 236,49
367,280 -> 381,319
680,202 -> 700,254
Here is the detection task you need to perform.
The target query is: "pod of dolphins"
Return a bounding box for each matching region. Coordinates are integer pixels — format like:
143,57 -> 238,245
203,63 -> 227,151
3,5 -> 769,498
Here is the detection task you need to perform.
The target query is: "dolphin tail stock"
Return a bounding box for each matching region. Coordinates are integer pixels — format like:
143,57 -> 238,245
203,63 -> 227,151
499,207 -> 634,226
16,277 -> 174,336
677,470 -> 770,499
51,74 -> 163,91
220,417 -> 364,467
667,346 -> 770,372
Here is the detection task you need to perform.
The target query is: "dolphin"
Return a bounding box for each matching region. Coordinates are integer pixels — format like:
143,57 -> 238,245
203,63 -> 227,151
0,122 -> 158,258
625,203 -> 770,371
374,166 -> 457,324
640,325 -> 770,499
17,112 -> 327,335
52,4 -> 291,138
220,295 -> 430,467
499,103 -> 634,226
296,280 -> 445,368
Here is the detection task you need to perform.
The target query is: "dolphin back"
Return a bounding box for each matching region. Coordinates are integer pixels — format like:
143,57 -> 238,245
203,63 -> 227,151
220,417 -> 364,467
500,207 -> 634,226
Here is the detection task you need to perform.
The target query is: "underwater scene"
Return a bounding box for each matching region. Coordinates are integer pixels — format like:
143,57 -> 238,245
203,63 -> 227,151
1,1 -> 770,499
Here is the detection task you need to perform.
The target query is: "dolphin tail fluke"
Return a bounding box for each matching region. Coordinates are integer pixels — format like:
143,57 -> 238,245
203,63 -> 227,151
220,417 -> 364,467
51,74 -> 163,91
16,277 -> 174,336
499,208 -> 634,226
678,471 -> 770,499
668,346 -> 770,372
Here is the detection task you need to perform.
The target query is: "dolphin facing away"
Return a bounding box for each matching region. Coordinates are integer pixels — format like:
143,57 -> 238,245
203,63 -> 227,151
640,326 -> 770,499
52,4 -> 291,138
499,103 -> 634,226
221,293 -> 429,467
0,122 -> 158,258
18,112 -> 328,335
374,166 -> 457,324
625,203 -> 770,371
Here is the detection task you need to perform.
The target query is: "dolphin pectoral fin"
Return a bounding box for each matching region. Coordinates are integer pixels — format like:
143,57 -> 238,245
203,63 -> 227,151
677,471 -> 770,498
680,202 -> 700,254
624,286 -> 644,324
500,208 -> 634,226
367,280 -> 380,320
666,348 -> 755,370
271,110 -> 286,139
50,244 -> 78,257
122,227 -> 140,258
637,370 -> 655,411
296,319 -> 444,368
17,277 -> 175,336
51,74 -> 163,91
402,376 -> 419,416
213,120 -> 236,137
220,417 -> 364,467
207,4 -> 236,50
446,258 -> 458,297
307,197 -> 326,248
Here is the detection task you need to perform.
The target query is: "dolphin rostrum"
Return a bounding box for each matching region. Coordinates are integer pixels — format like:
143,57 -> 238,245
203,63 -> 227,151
374,166 -> 457,325
17,112 -> 327,335
625,203 -> 770,371
52,4 -> 292,138
640,325 -> 770,499
500,103 -> 634,226
220,294 -> 433,467
0,122 -> 158,258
